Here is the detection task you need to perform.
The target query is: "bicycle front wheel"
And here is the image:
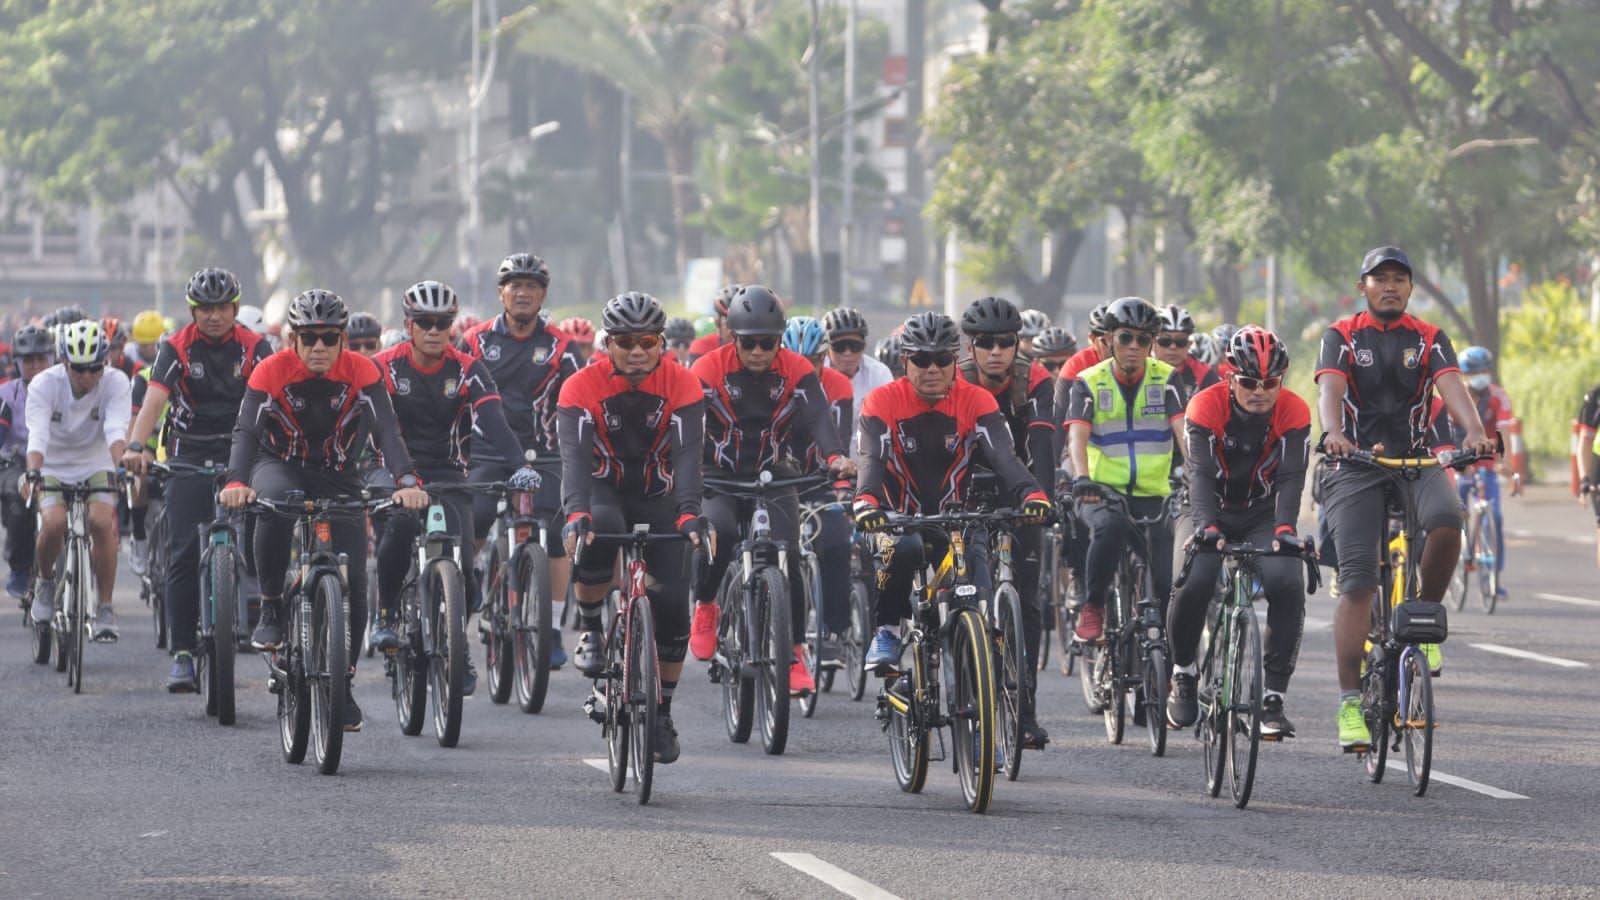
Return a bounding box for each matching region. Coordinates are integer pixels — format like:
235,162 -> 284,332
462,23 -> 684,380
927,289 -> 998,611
1199,625 -> 1226,798
427,559 -> 467,748
886,636 -> 929,793
210,546 -> 238,726
392,582 -> 426,736
1226,606 -> 1263,809
717,564 -> 753,743
627,597 -> 660,805
844,577 -> 871,702
754,565 -> 791,756
604,610 -> 629,793
1400,647 -> 1433,796
1477,512 -> 1500,615
67,542 -> 87,693
1143,643 -> 1169,758
278,601 -> 311,765
308,575 -> 348,775
481,541 -> 514,705
799,551 -> 822,718
993,582 -> 1026,781
513,544 -> 553,714
948,607 -> 997,813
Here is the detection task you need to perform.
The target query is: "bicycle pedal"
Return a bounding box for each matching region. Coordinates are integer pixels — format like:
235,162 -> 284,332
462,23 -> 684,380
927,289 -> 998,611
1259,732 -> 1285,743
1342,743 -> 1371,755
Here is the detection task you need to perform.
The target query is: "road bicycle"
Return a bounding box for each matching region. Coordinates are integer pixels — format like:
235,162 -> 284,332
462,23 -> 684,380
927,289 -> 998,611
477,458 -> 558,714
1449,467 -> 1502,614
27,477 -> 123,692
872,510 -> 1000,814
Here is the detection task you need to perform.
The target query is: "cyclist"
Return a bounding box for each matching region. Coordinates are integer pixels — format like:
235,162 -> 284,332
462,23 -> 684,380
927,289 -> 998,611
821,307 -> 893,435
368,281 -> 537,695
687,285 -> 739,360
957,296 -> 1055,746
1168,327 -> 1310,737
237,305 -> 267,334
0,325 -> 55,599
558,291 -> 708,763
665,317 -> 696,360
130,309 -> 165,369
687,288 -> 854,695
1018,308 -> 1050,356
219,289 -> 429,732
21,320 -> 131,641
853,312 -> 1052,671
1062,297 -> 1185,643
104,317 -> 135,378
460,253 -> 582,667
1316,246 -> 1493,751
1154,305 -> 1217,403
1577,383 -> 1600,566
557,317 -> 597,364
1188,332 -> 1221,369
1032,327 -> 1077,376
1455,345 -> 1513,599
348,313 -> 383,358
123,268 -> 271,691
1051,303 -> 1111,453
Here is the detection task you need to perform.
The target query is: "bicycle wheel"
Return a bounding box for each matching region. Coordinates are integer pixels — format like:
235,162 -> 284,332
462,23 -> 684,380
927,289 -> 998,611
1199,622 -> 1226,798
754,565 -> 791,755
886,636 -> 929,793
1448,543 -> 1469,611
1078,640 -> 1101,713
211,545 -> 238,726
1226,606 -> 1263,809
308,574 -> 348,775
29,583 -> 52,665
604,611 -> 629,793
1400,647 -> 1433,796
151,512 -> 169,650
481,540 -> 514,705
993,582 -> 1025,781
948,607 -> 997,813
1477,512 -> 1499,615
427,559 -> 467,748
844,578 -> 871,702
68,542 -> 87,693
799,552 -> 822,718
627,597 -> 660,805
1057,575 -> 1079,677
717,564 -> 753,743
1143,644 -> 1169,758
513,543 -> 553,714
392,584 -> 426,736
1361,651 -> 1390,783
278,602 -> 311,765
1036,530 -> 1057,673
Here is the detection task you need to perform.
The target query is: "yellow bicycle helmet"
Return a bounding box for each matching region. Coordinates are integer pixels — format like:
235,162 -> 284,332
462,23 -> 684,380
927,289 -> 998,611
131,310 -> 165,344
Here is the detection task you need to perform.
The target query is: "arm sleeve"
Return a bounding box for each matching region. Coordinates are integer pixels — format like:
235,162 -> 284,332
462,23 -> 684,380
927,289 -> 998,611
976,409 -> 1043,503
669,398 -> 705,518
148,340 -> 183,392
557,404 -> 593,517
1273,425 -> 1311,530
795,372 -> 844,464
1313,327 -> 1348,381
364,382 -> 418,481
854,410 -> 889,507
465,361 -> 528,464
227,388 -> 269,486
1025,375 -> 1055,493
1052,376 -> 1072,466
25,377 -> 50,459
1062,378 -> 1094,427
1184,422 -> 1222,530
102,372 -> 132,449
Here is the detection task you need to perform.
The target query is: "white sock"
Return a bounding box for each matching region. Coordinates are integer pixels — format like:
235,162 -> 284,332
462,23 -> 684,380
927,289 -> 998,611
1265,690 -> 1284,702
1174,663 -> 1196,677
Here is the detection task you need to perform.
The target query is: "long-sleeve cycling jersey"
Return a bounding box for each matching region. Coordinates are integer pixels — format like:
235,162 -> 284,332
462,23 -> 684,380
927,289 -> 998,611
0,376 -> 29,458
459,313 -> 581,461
1183,381 -> 1311,532
855,377 -> 1043,514
147,323 -> 271,460
787,365 -> 852,470
557,355 -> 705,520
1168,355 -> 1220,406
692,344 -> 844,475
372,343 -> 525,472
226,348 -> 419,486
960,359 -> 1055,495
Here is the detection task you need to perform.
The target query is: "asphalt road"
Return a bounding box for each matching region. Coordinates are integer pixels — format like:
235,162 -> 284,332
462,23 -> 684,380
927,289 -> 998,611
3,484 -> 1599,898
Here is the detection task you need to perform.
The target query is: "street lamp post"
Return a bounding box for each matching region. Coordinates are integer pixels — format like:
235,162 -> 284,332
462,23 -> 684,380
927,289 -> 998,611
807,0 -> 823,312
840,0 -> 857,309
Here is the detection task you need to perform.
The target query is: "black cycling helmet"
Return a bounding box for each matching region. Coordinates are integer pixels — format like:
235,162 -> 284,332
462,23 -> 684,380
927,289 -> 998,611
286,288 -> 350,330
185,268 -> 242,307
601,291 -> 666,335
822,307 -> 869,338
1019,308 -> 1050,338
1102,296 -> 1160,333
1086,303 -> 1110,336
898,312 -> 960,353
497,252 -> 550,287
664,317 -> 695,346
1226,326 -> 1290,380
713,283 -> 742,318
12,325 -> 53,357
874,335 -> 900,367
1033,326 -> 1077,356
960,296 -> 1022,335
402,280 -> 459,317
725,284 -> 786,336
348,312 -> 382,340
1157,304 -> 1195,334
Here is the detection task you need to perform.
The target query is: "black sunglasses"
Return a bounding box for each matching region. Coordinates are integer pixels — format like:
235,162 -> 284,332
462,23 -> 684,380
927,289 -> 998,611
738,335 -> 779,352
1041,359 -> 1064,373
298,331 -> 343,348
1233,374 -> 1283,392
70,363 -> 105,374
830,338 -> 866,353
1154,337 -> 1187,349
410,315 -> 454,333
611,333 -> 662,351
971,334 -> 1018,350
906,350 -> 956,369
1114,331 -> 1154,348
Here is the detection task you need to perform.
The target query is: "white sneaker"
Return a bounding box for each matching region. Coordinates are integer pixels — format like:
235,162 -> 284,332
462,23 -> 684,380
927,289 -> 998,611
129,539 -> 148,577
30,579 -> 54,622
93,608 -> 120,643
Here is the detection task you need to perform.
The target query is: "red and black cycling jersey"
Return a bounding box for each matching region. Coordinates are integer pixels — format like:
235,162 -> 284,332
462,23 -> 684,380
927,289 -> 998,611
227,348 -> 418,485
372,343 -> 525,472
962,360 -> 1056,495
687,332 -> 725,362
1578,385 -> 1600,435
1315,311 -> 1459,457
1169,356 -> 1220,406
856,377 -> 1043,515
557,355 -> 705,519
786,365 -> 852,470
692,344 -> 844,476
147,323 -> 270,461
1053,345 -> 1104,462
459,313 -> 581,460
1184,381 -> 1311,531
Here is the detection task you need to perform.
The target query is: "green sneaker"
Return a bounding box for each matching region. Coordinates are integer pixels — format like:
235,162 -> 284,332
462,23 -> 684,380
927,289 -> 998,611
1422,643 -> 1442,675
1338,698 -> 1371,751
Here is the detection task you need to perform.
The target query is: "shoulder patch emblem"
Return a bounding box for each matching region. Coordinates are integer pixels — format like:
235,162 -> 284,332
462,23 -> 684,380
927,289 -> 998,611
531,347 -> 550,365
394,377 -> 411,396
1354,349 -> 1374,367
190,361 -> 205,380
1402,347 -> 1419,369
1097,388 -> 1114,412
484,344 -> 502,361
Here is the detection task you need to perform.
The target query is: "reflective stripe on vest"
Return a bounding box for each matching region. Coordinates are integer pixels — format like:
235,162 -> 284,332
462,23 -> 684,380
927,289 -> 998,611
1080,357 -> 1174,497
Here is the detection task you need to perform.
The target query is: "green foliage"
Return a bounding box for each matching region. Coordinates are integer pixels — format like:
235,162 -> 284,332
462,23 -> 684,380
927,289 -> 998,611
1499,280 -> 1600,460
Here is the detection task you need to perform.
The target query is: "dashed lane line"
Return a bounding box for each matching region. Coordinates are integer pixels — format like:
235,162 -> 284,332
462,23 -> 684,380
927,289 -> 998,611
1535,592 -> 1600,609
1469,642 -> 1589,669
770,853 -> 904,900
582,758 -> 609,773
1384,762 -> 1529,800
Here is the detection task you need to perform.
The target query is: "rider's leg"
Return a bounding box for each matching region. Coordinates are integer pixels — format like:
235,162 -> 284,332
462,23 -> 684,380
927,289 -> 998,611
695,493 -> 740,604
872,532 -> 928,629
374,507 -> 418,622
1131,496 -> 1176,615
531,469 -> 570,626
87,499 -> 119,611
249,461 -> 304,648
1412,468 -> 1465,605
35,502 -> 66,579
161,470 -> 214,655
321,475 -> 370,668
1322,465 -> 1386,694
816,506 -> 853,635
770,488 -> 805,645
1078,499 -> 1131,612
1166,547 -> 1223,671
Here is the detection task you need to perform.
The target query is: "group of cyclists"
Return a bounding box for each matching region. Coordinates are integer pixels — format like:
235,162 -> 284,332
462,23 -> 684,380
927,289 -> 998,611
5,240 -> 1535,775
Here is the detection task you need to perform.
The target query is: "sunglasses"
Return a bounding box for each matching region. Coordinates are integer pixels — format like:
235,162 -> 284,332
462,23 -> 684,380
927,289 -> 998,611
350,340 -> 380,352
906,350 -> 957,369
1114,331 -> 1154,348
830,338 -> 866,354
738,336 -> 779,352
298,331 -> 343,348
611,333 -> 662,352
1155,337 -> 1187,349
410,315 -> 454,333
971,334 -> 1018,350
1233,374 -> 1283,392
1041,359 -> 1064,373
70,363 -> 105,374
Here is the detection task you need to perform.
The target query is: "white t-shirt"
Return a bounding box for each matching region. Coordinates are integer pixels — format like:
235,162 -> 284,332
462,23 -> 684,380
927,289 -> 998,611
826,354 -> 894,453
25,364 -> 132,482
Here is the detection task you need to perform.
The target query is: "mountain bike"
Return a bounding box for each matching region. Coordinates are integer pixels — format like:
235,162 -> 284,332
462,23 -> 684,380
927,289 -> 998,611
842,535 -> 875,702
873,510 -> 1000,814
476,459 -> 557,714
796,495 -> 849,718
30,477 -> 123,692
1449,467 -> 1501,614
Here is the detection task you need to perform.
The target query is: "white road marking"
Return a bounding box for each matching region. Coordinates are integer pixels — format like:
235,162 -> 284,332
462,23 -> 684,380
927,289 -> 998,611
771,852 -> 904,900
1536,592 -> 1600,609
1469,642 -> 1589,669
582,758 -> 609,773
1385,762 -> 1529,800
1508,529 -> 1590,546
138,830 -> 168,838
1303,616 -> 1331,631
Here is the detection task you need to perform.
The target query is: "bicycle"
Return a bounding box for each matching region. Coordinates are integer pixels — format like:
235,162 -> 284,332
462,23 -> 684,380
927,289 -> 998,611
795,496 -> 844,718
872,509 -> 1001,814
382,484 -> 477,747
254,492 -> 392,775
1076,491 -> 1175,756
27,477 -> 123,692
578,525 -> 694,806
1175,536 -> 1319,809
476,458 -> 558,714
1449,467 -> 1502,614
123,478 -> 169,650
704,470 -> 831,755
1045,492 -> 1085,678
841,534 -> 875,703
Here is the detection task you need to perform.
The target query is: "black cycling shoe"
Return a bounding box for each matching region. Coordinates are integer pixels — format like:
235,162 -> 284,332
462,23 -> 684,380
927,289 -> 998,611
654,712 -> 681,764
1260,694 -> 1295,739
251,599 -> 284,651
344,676 -> 363,732
1166,672 -> 1198,729
1019,714 -> 1050,750
369,619 -> 400,654
462,659 -> 478,697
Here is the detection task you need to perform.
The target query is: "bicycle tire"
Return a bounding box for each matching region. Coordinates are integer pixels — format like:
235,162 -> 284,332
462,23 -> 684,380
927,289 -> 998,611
481,540 -> 514,705
993,582 -> 1025,781
1078,640 -> 1101,713
799,551 -> 822,718
1478,512 -> 1499,615
514,543 -> 553,714
845,578 -> 871,702
1227,605 -> 1263,809
948,607 -> 997,813
1362,652 -> 1390,783
1400,647 -> 1433,796
1058,600 -> 1078,677
717,564 -> 754,743
30,593 -> 52,665
278,603 -> 311,765
428,559 -> 467,748
1199,612 -> 1226,798
627,597 -> 660,805
1036,530 -> 1057,673
308,574 -> 348,775
364,558 -> 379,658
392,582 -> 427,736
1144,645 -> 1169,758
605,610 -> 629,793
151,511 -> 169,650
887,635 -> 930,793
68,541 -> 87,693
211,545 -> 237,726
754,565 -> 791,756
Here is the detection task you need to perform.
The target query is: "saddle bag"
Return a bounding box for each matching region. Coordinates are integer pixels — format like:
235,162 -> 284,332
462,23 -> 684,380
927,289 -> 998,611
1391,600 -> 1448,644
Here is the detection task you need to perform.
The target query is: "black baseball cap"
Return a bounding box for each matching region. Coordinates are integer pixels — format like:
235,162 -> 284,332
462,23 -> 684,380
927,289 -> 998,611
1359,246 -> 1412,278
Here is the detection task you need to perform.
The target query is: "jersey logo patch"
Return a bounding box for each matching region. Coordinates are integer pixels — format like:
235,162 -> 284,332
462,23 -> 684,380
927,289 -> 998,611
727,384 -> 743,401
903,436 -> 918,453
394,377 -> 411,395
1355,349 -> 1374,367
944,432 -> 959,451
769,385 -> 784,401
1403,347 -> 1419,369
484,344 -> 502,361
532,347 -> 550,365
190,362 -> 205,380
1144,384 -> 1163,406
444,378 -> 458,397
1097,388 -> 1114,412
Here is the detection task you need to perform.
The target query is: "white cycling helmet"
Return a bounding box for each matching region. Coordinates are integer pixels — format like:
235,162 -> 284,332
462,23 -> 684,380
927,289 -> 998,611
402,280 -> 459,317
381,328 -> 407,349
60,320 -> 110,366
236,304 -> 266,333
